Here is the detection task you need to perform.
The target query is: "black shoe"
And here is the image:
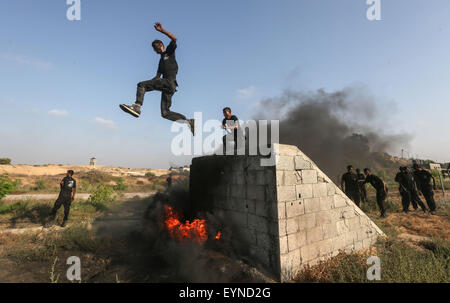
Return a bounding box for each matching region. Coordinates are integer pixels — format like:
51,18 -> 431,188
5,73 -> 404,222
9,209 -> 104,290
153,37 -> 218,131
403,210 -> 410,213
188,119 -> 196,136
60,220 -> 67,228
380,212 -> 387,218
430,211 -> 436,215
120,103 -> 141,118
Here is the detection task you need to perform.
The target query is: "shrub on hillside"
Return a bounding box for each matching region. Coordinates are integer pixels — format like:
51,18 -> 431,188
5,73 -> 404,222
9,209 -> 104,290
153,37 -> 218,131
87,185 -> 117,211
113,177 -> 128,192
0,158 -> 11,165
0,174 -> 14,201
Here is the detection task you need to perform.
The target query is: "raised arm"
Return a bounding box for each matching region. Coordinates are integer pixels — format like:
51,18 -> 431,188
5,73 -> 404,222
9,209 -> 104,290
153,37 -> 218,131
154,22 -> 177,42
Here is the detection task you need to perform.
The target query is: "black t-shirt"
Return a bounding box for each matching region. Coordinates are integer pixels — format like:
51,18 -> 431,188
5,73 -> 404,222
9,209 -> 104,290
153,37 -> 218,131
157,40 -> 178,80
395,172 -> 415,191
222,115 -> 243,138
60,176 -> 76,195
365,174 -> 385,192
413,170 -> 433,191
341,172 -> 359,193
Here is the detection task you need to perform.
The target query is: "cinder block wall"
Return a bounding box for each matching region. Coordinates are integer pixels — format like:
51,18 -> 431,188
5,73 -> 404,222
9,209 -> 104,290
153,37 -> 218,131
189,144 -> 384,281
189,155 -> 281,278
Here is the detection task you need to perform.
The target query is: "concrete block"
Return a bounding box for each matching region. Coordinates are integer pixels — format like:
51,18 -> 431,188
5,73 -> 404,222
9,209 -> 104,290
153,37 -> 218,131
248,214 -> 269,232
276,171 -> 284,186
277,185 -> 296,202
278,219 -> 287,236
306,226 -> 324,244
280,249 -> 301,281
302,170 -> 318,184
286,218 -> 299,235
235,227 -> 257,245
276,155 -> 294,171
300,243 -> 319,262
333,195 -> 347,208
247,171 -> 266,185
294,156 -> 312,170
290,232 -> 307,251
326,183 -> 336,195
283,171 -> 301,185
312,183 -> 328,198
336,220 -> 350,235
304,197 -> 321,214
315,211 -> 332,225
298,213 -> 316,231
256,232 -> 274,251
279,236 -> 288,254
247,185 -> 266,201
277,202 -> 286,219
226,210 -> 247,228
277,144 -> 300,156
319,196 -> 334,211
285,200 -> 305,218
331,234 -> 346,251
316,238 -> 333,256
346,216 -> 361,231
296,184 -> 313,199
322,222 -> 339,239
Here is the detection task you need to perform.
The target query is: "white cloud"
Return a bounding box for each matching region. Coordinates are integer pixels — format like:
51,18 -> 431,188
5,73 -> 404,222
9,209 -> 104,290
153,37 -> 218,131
94,117 -> 118,130
237,86 -> 256,99
0,53 -> 53,70
48,109 -> 68,117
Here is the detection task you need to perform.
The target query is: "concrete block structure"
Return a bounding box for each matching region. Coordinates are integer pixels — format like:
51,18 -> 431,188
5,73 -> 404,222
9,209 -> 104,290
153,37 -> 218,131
189,143 -> 384,281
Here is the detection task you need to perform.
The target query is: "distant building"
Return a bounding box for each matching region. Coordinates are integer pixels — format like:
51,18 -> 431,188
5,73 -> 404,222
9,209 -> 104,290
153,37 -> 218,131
429,163 -> 442,170
90,157 -> 97,168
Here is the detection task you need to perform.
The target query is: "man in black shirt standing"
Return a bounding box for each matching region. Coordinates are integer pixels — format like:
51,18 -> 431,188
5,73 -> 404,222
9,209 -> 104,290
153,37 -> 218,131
222,107 -> 244,155
120,22 -> 195,135
413,164 -> 437,214
395,166 -> 427,213
363,168 -> 388,218
356,168 -> 367,203
341,165 -> 361,207
48,170 -> 77,227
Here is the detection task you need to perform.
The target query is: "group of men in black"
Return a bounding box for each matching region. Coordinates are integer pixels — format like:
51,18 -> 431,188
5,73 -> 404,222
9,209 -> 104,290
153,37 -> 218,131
341,163 -> 438,218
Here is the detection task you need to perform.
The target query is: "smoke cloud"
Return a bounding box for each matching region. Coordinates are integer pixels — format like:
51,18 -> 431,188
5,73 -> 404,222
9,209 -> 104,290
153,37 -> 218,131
253,87 -> 411,180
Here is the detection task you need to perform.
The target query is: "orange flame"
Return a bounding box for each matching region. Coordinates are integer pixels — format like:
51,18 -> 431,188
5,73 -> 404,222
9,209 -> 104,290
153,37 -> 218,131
215,231 -> 222,240
164,205 -> 208,244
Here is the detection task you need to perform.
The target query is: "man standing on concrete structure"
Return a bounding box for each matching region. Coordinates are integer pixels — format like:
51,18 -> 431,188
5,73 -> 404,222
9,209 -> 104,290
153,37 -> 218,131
363,168 -> 388,218
48,170 -> 77,227
120,22 -> 195,135
222,107 -> 245,155
341,165 -> 361,207
356,168 -> 367,203
395,166 -> 427,213
413,163 -> 437,215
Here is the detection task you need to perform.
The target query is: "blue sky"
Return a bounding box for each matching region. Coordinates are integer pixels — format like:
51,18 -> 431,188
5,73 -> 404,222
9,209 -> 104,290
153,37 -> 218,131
0,0 -> 449,168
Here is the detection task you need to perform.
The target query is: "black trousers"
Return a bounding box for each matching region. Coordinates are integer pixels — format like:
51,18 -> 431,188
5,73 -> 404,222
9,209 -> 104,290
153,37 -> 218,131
346,190 -> 361,207
376,191 -> 387,215
421,189 -> 436,211
136,78 -> 187,122
359,184 -> 367,202
222,133 -> 245,155
400,189 -> 426,211
50,194 -> 72,221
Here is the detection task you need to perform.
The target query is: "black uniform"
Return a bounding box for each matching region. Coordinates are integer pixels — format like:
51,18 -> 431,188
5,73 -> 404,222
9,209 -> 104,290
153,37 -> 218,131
357,173 -> 367,202
413,170 -> 436,211
50,176 -> 76,221
136,40 -> 187,122
341,172 -> 361,206
222,115 -> 244,155
395,171 -> 427,212
365,174 -> 387,215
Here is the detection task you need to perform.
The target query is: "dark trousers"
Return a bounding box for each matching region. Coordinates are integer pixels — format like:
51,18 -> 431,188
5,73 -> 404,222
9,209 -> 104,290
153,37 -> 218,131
136,78 -> 187,122
421,189 -> 436,211
376,191 -> 387,215
359,184 -> 367,202
346,190 -> 361,207
222,133 -> 245,155
400,189 -> 426,211
50,194 -> 72,221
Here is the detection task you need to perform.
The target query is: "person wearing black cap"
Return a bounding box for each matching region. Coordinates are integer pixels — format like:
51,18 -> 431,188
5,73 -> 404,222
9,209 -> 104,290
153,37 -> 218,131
395,166 -> 427,213
341,165 -> 361,207
48,170 -> 77,227
362,168 -> 388,218
413,163 -> 437,215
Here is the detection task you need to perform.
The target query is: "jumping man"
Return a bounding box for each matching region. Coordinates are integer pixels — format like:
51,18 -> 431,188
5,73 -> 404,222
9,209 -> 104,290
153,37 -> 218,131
120,22 -> 195,135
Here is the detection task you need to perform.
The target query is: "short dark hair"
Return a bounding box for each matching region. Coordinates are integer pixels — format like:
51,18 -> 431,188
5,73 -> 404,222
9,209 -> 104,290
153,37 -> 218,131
347,165 -> 353,171
363,168 -> 370,173
152,39 -> 163,48
67,170 -> 74,176
223,107 -> 231,113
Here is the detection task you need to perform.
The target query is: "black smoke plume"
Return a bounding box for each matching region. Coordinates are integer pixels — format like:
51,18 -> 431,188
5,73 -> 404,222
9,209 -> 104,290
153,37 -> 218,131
253,87 -> 411,180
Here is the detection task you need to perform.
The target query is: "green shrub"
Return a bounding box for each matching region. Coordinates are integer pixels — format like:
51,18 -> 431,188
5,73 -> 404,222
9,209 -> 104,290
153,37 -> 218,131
0,158 -> 11,165
113,177 -> 128,192
145,172 -> 156,179
81,170 -> 114,185
0,174 -> 14,201
87,185 -> 116,211
34,179 -> 47,191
